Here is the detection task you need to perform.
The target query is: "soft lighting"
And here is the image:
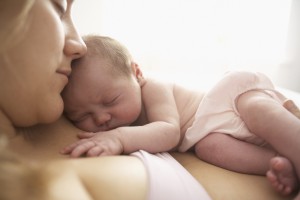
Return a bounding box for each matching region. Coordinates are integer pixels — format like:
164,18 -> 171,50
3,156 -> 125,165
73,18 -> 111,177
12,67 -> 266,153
73,0 -> 292,87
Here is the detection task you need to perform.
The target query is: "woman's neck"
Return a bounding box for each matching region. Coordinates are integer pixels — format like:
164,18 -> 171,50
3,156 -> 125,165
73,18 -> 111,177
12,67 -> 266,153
0,109 -> 46,143
8,116 -> 80,161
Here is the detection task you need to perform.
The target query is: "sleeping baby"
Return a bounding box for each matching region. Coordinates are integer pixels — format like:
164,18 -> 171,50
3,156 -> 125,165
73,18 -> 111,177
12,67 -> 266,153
61,34 -> 300,199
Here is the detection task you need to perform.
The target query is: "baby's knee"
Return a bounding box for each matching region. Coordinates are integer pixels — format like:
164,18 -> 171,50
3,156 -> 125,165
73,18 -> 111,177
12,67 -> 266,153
237,91 -> 278,118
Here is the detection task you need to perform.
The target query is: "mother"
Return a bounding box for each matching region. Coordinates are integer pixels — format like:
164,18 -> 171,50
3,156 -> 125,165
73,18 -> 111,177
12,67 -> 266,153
0,0 -> 211,200
1,0 -> 87,158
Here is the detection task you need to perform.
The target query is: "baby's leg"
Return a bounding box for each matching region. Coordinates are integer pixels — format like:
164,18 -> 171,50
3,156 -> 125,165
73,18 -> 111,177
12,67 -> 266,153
266,100 -> 300,196
195,132 -> 277,175
269,100 -> 300,197
237,92 -> 300,197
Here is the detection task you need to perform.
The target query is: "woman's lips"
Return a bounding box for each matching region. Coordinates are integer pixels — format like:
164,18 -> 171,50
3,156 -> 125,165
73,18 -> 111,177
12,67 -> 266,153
56,69 -> 71,89
57,68 -> 71,77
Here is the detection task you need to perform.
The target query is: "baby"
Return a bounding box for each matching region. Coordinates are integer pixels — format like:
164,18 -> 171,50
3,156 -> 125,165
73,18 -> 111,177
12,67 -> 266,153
61,35 -> 300,198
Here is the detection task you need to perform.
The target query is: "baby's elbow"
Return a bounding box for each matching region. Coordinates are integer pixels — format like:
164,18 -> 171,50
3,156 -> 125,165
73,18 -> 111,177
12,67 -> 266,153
165,124 -> 181,149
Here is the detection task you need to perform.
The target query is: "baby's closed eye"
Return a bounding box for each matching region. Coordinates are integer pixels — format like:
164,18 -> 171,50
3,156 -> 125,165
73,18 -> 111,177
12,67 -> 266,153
103,95 -> 121,106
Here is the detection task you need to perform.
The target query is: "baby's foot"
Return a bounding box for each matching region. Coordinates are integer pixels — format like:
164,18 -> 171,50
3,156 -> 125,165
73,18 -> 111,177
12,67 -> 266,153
283,99 -> 300,119
266,156 -> 299,196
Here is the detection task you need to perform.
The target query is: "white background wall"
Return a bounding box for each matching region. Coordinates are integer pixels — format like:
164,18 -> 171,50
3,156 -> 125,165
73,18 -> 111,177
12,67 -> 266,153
275,0 -> 300,92
72,0 -> 299,92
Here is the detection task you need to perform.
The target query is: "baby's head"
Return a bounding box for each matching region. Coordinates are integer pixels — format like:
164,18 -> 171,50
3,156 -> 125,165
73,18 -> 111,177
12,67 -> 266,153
62,35 -> 144,132
80,35 -> 134,78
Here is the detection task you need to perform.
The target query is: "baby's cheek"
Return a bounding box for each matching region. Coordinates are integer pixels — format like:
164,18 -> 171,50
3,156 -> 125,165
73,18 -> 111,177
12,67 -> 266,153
125,109 -> 141,123
75,120 -> 96,132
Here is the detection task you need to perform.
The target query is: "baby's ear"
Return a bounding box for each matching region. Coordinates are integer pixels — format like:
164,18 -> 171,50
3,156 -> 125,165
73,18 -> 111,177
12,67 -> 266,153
131,62 -> 143,79
131,62 -> 145,86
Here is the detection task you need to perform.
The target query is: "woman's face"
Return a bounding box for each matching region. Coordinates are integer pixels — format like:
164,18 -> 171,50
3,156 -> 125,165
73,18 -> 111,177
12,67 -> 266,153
0,0 -> 87,127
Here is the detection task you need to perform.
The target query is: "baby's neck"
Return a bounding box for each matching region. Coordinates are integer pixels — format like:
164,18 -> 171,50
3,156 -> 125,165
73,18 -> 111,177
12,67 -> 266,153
132,104 -> 148,126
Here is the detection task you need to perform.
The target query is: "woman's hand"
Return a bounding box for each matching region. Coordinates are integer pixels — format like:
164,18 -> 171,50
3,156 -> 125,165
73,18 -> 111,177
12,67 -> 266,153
60,130 -> 124,157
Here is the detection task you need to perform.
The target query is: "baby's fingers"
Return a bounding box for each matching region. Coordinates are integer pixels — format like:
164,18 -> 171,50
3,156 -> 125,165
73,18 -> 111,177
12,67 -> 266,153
60,141 -> 82,154
86,146 -> 103,157
70,141 -> 97,158
78,132 -> 97,139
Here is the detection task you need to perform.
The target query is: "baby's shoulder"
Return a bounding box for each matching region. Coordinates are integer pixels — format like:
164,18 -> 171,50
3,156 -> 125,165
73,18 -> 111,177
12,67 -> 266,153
143,77 -> 174,90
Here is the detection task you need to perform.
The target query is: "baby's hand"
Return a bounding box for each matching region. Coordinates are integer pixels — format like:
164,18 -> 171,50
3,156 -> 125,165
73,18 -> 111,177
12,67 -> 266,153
60,130 -> 124,157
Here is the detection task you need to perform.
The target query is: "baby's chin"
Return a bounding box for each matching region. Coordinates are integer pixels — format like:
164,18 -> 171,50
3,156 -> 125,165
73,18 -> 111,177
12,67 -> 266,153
85,125 -> 111,133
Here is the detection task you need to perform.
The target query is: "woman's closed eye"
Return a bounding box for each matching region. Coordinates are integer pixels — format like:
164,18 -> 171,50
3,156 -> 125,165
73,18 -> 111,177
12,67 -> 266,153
52,0 -> 67,19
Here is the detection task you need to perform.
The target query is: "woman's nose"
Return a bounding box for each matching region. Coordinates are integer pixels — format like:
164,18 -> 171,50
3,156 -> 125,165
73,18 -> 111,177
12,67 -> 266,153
63,19 -> 87,60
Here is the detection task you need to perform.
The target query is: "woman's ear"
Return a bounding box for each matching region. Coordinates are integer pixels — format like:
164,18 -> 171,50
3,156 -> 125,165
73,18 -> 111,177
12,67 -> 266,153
131,62 -> 145,86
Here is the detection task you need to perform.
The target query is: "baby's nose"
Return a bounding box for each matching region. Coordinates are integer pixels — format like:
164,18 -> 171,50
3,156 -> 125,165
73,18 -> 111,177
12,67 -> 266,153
93,113 -> 111,126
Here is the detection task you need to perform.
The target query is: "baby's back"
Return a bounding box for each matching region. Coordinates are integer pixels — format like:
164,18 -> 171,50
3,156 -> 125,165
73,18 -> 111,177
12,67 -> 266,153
172,84 -> 205,147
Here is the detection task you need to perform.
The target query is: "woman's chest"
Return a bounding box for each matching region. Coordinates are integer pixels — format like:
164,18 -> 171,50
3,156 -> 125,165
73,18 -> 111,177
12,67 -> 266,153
10,117 -> 80,161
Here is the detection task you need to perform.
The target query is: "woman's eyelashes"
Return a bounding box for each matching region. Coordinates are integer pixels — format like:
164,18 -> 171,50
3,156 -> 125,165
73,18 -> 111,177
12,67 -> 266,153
52,0 -> 67,18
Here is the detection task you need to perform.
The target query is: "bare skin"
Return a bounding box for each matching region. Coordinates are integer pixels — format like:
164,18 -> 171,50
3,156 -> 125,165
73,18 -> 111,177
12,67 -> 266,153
267,156 -> 298,196
284,99 -> 300,119
237,93 -> 300,199
194,93 -> 300,199
61,36 -> 300,198
265,99 -> 300,197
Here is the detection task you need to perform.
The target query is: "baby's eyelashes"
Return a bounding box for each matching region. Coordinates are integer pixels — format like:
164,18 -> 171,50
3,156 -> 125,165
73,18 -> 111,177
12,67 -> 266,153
103,95 -> 120,106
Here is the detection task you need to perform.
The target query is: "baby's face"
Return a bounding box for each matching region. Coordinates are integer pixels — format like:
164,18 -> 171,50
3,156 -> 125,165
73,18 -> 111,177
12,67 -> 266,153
63,57 -> 142,132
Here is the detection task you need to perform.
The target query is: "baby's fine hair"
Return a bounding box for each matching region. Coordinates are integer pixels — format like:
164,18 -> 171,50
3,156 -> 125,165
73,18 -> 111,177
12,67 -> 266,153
80,34 -> 134,77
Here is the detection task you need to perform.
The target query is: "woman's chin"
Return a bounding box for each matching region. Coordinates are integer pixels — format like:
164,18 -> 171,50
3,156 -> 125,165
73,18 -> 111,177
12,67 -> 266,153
40,101 -> 64,124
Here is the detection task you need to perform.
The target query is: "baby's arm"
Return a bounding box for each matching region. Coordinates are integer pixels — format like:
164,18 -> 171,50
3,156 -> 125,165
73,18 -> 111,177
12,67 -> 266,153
118,79 -> 181,154
62,80 -> 181,157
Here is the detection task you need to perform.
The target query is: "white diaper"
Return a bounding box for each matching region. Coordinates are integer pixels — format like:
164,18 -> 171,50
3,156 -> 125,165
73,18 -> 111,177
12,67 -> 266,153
179,71 -> 286,152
